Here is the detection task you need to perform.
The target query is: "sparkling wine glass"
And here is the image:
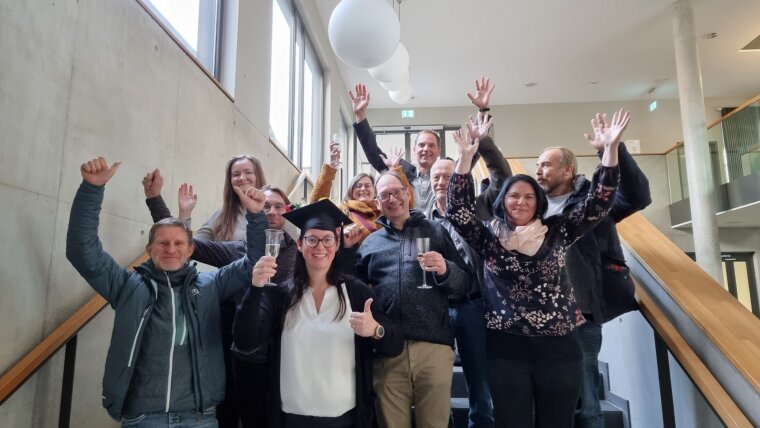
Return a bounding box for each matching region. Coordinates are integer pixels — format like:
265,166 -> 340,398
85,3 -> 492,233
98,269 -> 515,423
416,237 -> 432,289
331,133 -> 343,168
264,229 -> 284,286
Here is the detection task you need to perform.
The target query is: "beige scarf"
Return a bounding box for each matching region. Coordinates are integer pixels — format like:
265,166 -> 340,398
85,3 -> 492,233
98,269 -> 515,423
491,218 -> 548,256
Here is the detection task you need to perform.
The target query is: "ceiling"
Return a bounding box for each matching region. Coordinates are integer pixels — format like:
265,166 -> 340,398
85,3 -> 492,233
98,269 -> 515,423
315,0 -> 760,108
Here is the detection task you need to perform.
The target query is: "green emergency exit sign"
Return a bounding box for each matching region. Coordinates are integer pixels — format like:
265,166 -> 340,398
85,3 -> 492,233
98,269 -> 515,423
401,110 -> 415,118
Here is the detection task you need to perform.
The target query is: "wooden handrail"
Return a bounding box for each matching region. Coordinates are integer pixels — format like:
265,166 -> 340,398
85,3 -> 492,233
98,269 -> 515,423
0,253 -> 149,406
636,283 -> 753,426
617,213 -> 760,394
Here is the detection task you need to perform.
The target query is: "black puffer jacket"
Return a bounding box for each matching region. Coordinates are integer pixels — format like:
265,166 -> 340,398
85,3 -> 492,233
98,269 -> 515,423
348,210 -> 472,347
561,144 -> 651,323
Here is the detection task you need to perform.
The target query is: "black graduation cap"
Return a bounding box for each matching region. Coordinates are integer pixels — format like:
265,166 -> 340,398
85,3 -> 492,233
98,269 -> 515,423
282,198 -> 353,235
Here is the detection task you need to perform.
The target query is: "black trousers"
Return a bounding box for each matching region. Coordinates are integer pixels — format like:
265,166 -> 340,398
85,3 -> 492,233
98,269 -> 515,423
233,357 -> 271,428
487,330 -> 582,428
282,409 -> 355,428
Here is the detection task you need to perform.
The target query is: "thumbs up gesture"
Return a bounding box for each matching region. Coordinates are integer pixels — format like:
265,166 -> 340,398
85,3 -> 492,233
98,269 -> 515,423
349,298 -> 379,338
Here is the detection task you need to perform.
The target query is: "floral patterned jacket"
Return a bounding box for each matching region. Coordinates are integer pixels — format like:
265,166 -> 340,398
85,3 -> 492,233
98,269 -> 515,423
446,166 -> 619,336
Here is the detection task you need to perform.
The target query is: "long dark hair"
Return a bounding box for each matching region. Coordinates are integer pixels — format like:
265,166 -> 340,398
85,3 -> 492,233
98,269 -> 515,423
283,231 -> 347,324
492,174 -> 548,230
214,155 -> 267,241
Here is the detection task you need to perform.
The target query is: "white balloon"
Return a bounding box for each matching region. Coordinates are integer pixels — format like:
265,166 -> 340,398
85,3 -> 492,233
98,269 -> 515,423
389,83 -> 413,104
368,43 -> 409,83
328,0 -> 400,69
379,72 -> 410,91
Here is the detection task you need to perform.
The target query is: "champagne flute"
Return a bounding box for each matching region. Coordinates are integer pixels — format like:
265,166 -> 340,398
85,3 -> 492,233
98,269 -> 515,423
264,229 -> 284,286
416,237 -> 432,289
331,133 -> 343,168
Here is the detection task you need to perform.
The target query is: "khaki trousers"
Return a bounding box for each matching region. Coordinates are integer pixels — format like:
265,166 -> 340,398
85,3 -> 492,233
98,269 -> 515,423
374,340 -> 454,428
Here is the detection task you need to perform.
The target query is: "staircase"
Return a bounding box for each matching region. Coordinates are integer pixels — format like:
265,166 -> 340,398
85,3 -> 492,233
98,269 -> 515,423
449,362 -> 630,428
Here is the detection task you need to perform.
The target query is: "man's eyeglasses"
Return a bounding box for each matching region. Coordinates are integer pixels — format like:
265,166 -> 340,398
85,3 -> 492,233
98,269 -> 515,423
376,188 -> 406,202
302,235 -> 338,248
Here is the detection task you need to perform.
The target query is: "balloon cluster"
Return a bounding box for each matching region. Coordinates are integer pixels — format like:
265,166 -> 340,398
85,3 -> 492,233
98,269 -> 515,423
328,0 -> 413,104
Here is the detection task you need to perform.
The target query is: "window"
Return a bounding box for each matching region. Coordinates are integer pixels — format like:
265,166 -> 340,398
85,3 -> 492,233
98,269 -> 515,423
269,0 -> 324,177
142,0 -> 222,76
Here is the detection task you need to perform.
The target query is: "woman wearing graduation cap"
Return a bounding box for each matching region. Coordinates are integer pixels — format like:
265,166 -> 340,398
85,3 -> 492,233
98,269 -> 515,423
232,199 -> 403,428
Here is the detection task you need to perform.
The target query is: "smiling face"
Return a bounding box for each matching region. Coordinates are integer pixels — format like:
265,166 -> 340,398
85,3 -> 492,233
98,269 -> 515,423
351,176 -> 375,203
414,131 -> 441,171
375,174 -> 411,226
503,181 -> 538,227
230,158 -> 258,192
146,226 -> 194,271
431,159 -> 455,201
264,190 -> 287,230
297,229 -> 339,274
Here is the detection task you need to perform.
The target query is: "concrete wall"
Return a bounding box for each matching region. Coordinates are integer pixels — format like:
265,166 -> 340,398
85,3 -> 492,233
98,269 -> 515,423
0,0 -> 353,425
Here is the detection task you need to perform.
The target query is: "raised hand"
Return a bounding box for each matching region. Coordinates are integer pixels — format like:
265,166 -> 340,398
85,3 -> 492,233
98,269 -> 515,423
382,147 -> 405,169
466,112 -> 494,141
584,108 -> 631,152
349,298 -> 379,338
466,76 -> 495,109
81,157 -> 121,186
453,127 -> 479,159
177,183 -> 198,221
252,256 -> 277,287
142,169 -> 164,198
349,83 -> 370,122
233,186 -> 265,213
342,223 -> 364,248
418,251 -> 448,276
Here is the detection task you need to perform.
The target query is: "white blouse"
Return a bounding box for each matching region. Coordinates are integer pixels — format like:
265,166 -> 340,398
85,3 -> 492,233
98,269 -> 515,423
280,283 -> 356,417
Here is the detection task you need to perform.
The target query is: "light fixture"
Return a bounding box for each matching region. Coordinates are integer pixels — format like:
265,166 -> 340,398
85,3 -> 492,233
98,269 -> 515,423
328,0 -> 400,68
524,82 -> 538,88
702,32 -> 719,39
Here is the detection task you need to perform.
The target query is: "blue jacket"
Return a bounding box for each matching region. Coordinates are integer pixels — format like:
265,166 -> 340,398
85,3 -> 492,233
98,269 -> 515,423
562,144 -> 651,323
66,181 -> 265,420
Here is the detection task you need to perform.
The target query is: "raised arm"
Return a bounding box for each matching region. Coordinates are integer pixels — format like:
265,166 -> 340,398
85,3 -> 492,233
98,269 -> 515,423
351,83 -> 416,178
562,110 -> 629,242
446,130 -> 503,255
310,141 -> 341,203
211,187 -> 266,301
466,111 -> 512,220
66,157 -> 129,306
143,169 -> 173,223
584,110 -> 650,222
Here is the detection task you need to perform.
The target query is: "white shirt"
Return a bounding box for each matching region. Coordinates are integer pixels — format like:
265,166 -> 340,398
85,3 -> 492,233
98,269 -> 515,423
280,284 -> 356,416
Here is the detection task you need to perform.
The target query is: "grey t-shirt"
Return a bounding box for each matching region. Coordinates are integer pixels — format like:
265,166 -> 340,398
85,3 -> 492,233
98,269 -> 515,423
545,192 -> 573,218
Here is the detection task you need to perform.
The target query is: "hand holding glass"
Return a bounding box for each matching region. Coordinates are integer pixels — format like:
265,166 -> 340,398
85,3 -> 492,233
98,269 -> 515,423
264,229 -> 284,286
416,237 -> 432,289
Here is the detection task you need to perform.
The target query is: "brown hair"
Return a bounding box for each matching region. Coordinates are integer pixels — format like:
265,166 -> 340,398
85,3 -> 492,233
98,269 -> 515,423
214,155 -> 267,240
148,218 -> 193,245
342,173 -> 375,204
261,184 -> 291,205
415,129 -> 441,148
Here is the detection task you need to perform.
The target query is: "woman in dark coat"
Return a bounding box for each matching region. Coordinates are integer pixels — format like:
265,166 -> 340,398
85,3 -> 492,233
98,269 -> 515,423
233,199 -> 403,428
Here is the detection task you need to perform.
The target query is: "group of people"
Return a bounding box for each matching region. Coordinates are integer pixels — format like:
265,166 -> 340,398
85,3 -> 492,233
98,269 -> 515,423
66,77 -> 651,428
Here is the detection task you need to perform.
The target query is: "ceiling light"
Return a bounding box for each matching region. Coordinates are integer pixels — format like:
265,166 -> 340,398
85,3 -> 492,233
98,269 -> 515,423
524,82 -> 537,88
702,32 -> 719,39
589,80 -> 600,85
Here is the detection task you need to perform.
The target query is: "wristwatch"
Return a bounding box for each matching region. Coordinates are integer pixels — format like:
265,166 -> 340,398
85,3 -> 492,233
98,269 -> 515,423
373,324 -> 385,340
